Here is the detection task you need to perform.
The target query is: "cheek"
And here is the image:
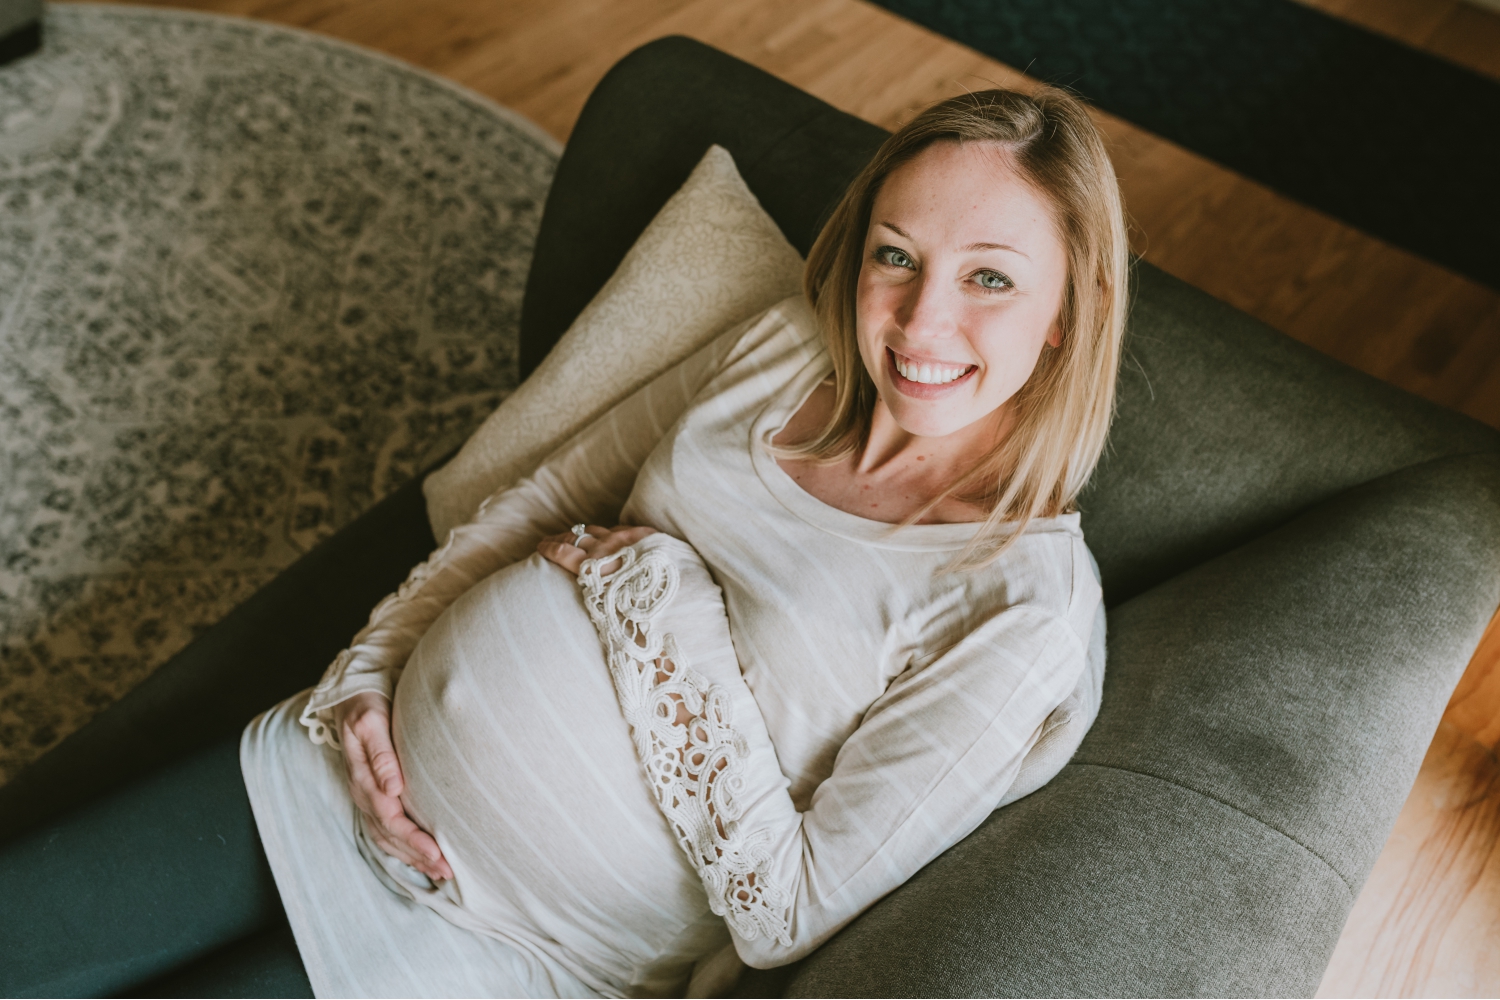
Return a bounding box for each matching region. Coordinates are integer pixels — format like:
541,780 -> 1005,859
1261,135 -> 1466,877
855,268 -> 891,324
967,307 -> 1054,403
854,270 -> 897,362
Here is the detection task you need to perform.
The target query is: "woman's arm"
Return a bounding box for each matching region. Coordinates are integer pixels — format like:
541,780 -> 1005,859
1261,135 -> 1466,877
299,324 -> 739,738
299,321 -> 742,878
574,537 -> 1091,966
741,606 -> 1087,966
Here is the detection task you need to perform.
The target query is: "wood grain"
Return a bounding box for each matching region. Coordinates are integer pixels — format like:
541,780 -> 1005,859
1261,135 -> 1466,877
1450,615 -> 1500,753
1318,720 -> 1500,998
69,0 -> 1500,994
1296,0 -> 1500,79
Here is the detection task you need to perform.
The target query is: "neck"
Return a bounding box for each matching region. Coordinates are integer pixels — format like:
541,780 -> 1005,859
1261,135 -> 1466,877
855,399 -> 1011,488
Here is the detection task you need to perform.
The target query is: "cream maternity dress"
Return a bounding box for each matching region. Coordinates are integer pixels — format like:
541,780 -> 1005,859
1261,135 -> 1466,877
241,296 -> 1106,998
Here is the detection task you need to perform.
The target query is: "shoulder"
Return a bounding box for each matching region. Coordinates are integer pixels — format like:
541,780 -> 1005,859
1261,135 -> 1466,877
715,294 -> 824,370
970,516 -> 1102,651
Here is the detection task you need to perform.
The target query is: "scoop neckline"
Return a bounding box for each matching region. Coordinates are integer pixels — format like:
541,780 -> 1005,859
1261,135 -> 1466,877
748,347 -> 1081,551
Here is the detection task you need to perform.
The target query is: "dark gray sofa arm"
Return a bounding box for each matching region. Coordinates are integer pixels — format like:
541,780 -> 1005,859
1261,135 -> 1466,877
0,0 -> 41,65
794,453 -> 1500,996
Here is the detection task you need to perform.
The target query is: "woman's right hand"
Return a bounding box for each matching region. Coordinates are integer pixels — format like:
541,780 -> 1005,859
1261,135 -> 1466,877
335,691 -> 454,882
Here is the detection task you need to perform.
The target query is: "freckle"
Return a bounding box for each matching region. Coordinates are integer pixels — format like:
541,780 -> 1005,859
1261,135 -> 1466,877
916,455 -> 925,461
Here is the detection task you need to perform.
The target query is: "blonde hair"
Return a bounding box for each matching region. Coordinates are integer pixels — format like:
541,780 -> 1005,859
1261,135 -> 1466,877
794,86 -> 1129,567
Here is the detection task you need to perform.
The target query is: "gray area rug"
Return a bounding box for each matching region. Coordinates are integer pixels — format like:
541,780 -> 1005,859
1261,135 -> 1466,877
0,4 -> 559,784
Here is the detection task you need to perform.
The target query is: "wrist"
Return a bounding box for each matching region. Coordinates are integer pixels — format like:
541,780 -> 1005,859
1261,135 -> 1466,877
335,690 -> 389,731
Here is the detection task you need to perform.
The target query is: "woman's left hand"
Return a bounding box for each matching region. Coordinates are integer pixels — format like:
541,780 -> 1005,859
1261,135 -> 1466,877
538,524 -> 657,575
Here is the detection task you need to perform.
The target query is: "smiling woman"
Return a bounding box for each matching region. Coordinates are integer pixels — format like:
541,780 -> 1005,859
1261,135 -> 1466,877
776,88 -> 1128,563
283,86 -> 1124,995
2,84 -> 1123,999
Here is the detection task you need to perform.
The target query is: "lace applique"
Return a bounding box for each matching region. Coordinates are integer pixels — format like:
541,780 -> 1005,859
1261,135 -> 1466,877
579,546 -> 792,947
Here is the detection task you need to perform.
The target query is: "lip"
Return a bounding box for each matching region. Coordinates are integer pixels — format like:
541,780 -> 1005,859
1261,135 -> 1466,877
886,347 -> 976,399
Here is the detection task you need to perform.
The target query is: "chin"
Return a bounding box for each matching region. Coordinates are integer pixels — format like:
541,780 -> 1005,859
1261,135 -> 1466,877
883,394 -> 974,439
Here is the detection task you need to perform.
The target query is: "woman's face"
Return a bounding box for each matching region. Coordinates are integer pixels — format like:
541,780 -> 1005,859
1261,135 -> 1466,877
855,140 -> 1069,439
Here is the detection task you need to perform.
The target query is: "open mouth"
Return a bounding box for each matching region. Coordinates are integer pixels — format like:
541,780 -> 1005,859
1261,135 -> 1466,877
888,348 -> 976,391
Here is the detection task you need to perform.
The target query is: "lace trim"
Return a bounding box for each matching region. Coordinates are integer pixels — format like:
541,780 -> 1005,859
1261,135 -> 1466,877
579,546 -> 793,947
299,524 -> 467,748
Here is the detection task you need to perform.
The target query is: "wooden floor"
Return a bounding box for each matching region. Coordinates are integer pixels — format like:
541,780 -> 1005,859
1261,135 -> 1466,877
1303,0 -> 1500,80
82,0 -> 1500,994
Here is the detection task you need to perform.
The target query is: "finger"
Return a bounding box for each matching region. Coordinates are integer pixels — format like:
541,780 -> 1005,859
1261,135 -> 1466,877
592,532 -> 639,558
600,527 -> 655,550
374,796 -> 453,877
367,795 -> 433,862
369,828 -> 435,873
358,806 -> 425,866
574,525 -> 615,552
343,726 -> 383,810
403,828 -> 454,881
545,525 -> 610,549
375,829 -> 442,879
355,716 -> 404,798
537,539 -> 585,574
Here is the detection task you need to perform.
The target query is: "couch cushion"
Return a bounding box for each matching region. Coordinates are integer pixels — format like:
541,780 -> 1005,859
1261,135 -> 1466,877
1086,267 -> 1500,603
425,145 -> 803,538
787,453 -> 1500,996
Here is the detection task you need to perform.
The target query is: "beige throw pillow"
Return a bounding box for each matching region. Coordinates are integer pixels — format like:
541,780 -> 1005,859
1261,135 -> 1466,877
423,145 -> 807,538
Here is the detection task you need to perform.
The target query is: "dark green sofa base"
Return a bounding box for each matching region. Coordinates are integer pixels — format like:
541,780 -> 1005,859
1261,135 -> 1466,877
1,35 -> 1497,999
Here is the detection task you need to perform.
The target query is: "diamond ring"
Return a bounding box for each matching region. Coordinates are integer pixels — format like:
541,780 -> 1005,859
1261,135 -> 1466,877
570,523 -> 591,546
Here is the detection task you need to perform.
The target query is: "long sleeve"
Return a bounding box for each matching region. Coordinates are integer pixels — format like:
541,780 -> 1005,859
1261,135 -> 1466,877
298,323 -> 740,746
579,535 -> 1091,968
752,605 -> 1086,965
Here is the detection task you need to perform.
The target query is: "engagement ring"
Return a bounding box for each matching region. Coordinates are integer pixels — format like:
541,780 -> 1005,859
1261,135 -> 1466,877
571,523 -> 592,545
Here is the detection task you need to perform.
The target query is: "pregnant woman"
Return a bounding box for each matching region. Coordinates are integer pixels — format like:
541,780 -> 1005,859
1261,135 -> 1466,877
8,84 -> 1126,999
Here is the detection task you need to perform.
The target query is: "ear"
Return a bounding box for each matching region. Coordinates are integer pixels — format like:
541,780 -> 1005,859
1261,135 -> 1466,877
1045,318 -> 1063,349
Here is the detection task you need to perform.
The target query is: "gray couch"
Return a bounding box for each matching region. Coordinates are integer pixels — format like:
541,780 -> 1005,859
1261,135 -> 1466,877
526,38 -> 1500,997
0,0 -> 40,64
3,35 -> 1497,998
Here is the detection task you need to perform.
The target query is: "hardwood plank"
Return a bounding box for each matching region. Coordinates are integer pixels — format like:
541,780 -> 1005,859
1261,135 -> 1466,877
1450,612 -> 1500,752
1427,2 -> 1500,78
1317,718 -> 1500,998
1299,0 -> 1461,51
1295,0 -> 1500,80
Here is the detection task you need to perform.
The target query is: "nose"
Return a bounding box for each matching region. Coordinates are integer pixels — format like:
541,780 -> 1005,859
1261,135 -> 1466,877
894,270 -> 958,345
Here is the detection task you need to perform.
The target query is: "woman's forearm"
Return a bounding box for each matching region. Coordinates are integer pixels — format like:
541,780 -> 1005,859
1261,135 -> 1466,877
578,536 -> 1088,967
300,475 -> 604,739
301,325 -> 738,741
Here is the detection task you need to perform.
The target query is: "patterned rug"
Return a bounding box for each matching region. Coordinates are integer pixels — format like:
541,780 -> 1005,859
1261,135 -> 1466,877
0,4 -> 558,785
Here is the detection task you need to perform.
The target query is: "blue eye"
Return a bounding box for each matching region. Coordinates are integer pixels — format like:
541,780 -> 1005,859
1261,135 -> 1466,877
876,246 -> 915,270
976,270 -> 1013,290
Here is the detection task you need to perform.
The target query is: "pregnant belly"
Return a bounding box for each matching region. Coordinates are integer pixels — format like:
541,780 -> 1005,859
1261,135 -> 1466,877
390,553 -> 724,986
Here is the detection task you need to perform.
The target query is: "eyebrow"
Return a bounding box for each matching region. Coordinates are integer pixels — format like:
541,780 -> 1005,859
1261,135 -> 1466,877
876,221 -> 1031,260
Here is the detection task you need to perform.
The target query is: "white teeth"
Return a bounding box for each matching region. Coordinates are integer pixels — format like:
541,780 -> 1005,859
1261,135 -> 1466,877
894,353 -> 971,385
